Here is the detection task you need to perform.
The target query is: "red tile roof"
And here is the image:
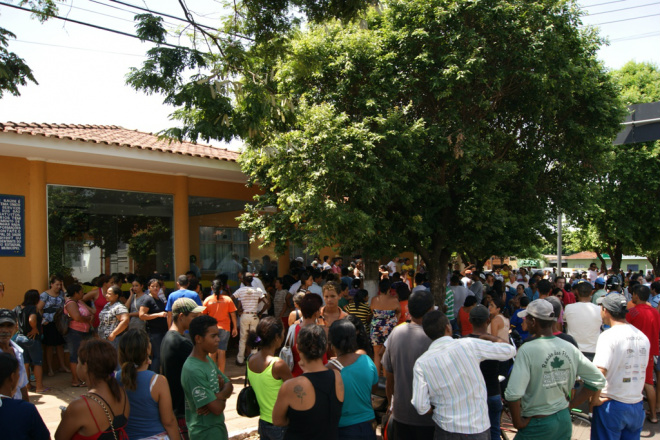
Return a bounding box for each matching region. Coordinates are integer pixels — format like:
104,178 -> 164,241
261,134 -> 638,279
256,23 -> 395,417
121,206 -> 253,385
0,122 -> 239,162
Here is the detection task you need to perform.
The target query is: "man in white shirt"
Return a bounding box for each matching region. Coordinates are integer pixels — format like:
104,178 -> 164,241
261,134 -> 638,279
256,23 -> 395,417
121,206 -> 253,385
239,269 -> 266,293
564,281 -> 602,361
412,310 -> 516,439
591,293 -> 649,439
232,274 -> 267,366
449,274 -> 474,318
387,258 -> 399,276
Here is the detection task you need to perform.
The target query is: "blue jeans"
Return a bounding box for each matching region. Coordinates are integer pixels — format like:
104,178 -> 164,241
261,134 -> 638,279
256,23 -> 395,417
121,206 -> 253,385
338,420 -> 376,440
592,400 -> 644,440
64,329 -> 90,364
149,331 -> 165,374
487,395 -> 502,440
258,419 -> 286,440
15,335 -> 43,366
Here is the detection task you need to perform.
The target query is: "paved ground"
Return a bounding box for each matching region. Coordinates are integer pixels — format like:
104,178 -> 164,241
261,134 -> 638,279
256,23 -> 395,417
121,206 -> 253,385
27,351 -> 660,439
32,356 -> 258,439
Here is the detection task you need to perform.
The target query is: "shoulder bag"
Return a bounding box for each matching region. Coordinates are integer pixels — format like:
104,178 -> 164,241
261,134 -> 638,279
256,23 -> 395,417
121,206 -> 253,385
236,361 -> 260,418
279,324 -> 296,370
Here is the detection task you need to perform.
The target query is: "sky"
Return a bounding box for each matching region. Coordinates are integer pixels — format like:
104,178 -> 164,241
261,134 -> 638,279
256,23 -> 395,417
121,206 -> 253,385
0,0 -> 658,151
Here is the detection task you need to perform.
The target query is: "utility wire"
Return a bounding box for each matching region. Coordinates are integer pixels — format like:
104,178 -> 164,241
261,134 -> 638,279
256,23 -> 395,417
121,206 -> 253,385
0,1 -> 196,51
586,1 -> 660,16
581,0 -> 627,7
589,12 -> 660,25
610,31 -> 660,42
11,38 -> 147,57
107,0 -> 217,31
87,0 -> 182,29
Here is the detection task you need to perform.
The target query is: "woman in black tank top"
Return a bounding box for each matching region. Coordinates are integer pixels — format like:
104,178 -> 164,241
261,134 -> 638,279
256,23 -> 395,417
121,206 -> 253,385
272,324 -> 344,440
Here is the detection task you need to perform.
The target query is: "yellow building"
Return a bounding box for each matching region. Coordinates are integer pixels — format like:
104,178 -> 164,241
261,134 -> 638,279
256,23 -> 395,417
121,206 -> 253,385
0,122 -> 280,306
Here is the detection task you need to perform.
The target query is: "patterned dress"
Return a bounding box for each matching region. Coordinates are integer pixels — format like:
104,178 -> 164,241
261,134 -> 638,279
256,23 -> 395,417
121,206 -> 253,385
370,309 -> 398,345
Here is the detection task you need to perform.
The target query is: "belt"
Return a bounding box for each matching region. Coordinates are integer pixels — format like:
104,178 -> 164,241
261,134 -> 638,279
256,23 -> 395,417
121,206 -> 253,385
243,312 -> 257,314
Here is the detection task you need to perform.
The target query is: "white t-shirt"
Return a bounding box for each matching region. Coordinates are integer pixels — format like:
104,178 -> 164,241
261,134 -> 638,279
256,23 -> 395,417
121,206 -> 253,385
564,302 -> 602,353
505,281 -> 520,291
588,270 -> 599,285
387,260 -> 397,276
593,324 -> 649,404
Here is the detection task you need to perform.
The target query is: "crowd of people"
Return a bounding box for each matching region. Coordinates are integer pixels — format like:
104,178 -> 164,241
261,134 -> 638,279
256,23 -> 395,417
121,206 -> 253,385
0,256 -> 659,440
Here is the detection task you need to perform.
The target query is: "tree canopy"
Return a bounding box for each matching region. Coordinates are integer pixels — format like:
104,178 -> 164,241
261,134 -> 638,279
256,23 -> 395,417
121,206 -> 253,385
129,0 -> 624,299
567,61 -> 660,273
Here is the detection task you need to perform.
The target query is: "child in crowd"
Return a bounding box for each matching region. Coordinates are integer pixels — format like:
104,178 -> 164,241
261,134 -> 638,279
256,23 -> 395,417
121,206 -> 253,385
181,315 -> 233,440
510,296 -> 530,341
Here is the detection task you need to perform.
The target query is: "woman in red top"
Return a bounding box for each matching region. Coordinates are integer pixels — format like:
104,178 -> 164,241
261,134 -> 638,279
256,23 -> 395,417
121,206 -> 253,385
203,278 -> 238,373
458,295 -> 478,336
55,339 -> 129,440
288,294 -> 327,377
82,275 -> 111,329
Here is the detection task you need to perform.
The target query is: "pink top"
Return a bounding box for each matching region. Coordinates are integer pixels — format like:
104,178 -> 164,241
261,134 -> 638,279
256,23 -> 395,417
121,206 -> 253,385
66,300 -> 92,333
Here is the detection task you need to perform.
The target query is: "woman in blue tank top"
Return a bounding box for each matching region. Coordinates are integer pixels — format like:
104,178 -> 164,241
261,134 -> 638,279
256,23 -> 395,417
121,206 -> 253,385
117,329 -> 180,440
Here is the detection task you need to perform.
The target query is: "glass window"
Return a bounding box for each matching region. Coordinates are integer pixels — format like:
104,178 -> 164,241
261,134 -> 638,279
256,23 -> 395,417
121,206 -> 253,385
627,264 -> 639,272
47,185 -> 174,283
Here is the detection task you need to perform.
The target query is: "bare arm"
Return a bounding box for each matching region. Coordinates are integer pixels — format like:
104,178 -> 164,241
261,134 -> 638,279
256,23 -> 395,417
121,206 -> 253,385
202,378 -> 233,416
508,400 -> 529,430
55,400 -> 86,440
108,313 -> 129,341
272,382 -> 291,426
66,301 -> 91,324
27,313 -> 39,339
82,288 -> 99,303
230,311 -> 238,338
139,305 -> 167,321
153,375 -> 181,440
272,358 -> 293,382
385,370 -> 394,405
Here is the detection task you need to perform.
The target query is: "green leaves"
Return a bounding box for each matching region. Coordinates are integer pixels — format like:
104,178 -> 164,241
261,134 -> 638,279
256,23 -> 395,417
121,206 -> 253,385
0,27 -> 37,98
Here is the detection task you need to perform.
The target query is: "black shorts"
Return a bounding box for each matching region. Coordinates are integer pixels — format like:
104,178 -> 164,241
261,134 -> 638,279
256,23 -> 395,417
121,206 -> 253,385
42,322 -> 65,346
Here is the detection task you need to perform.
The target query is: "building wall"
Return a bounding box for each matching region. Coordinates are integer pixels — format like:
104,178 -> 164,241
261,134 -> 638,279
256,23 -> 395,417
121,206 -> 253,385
0,155 -> 257,307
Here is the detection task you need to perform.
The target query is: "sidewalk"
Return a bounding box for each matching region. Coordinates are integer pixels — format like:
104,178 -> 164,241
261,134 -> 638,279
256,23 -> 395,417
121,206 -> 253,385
31,354 -> 258,438
29,361 -> 660,440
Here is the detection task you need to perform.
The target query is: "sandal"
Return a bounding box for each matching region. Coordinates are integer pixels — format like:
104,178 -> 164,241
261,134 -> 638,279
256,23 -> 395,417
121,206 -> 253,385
71,382 -> 85,388
34,387 -> 52,393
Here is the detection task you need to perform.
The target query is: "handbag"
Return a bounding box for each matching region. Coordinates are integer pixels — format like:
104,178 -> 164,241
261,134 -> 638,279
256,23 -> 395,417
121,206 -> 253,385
236,362 -> 260,418
279,324 -> 296,370
54,302 -> 71,336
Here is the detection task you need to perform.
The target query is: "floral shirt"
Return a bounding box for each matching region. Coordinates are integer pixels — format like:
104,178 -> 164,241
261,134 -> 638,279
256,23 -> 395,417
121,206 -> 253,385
40,291 -> 65,324
98,301 -> 129,339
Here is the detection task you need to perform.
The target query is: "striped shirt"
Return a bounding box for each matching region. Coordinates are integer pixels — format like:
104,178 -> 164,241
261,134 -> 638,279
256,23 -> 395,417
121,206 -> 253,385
444,287 -> 455,321
233,287 -> 264,313
412,336 -> 516,434
345,302 -> 372,330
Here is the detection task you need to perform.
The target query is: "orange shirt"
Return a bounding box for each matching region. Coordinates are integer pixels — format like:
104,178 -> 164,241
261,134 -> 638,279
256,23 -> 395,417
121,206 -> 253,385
203,294 -> 237,331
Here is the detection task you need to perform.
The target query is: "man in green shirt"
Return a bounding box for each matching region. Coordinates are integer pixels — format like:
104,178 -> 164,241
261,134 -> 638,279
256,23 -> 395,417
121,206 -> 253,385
181,315 -> 233,440
504,299 -> 605,440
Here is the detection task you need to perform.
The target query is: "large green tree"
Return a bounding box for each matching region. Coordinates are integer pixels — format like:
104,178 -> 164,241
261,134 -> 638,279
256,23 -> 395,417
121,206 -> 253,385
129,0 -> 623,300
567,61 -> 660,273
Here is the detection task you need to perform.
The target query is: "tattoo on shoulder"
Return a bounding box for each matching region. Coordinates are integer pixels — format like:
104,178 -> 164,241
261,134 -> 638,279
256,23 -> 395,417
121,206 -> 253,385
293,384 -> 306,404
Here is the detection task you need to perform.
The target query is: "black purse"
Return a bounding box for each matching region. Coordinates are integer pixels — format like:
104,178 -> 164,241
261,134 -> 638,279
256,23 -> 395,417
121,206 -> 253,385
236,361 -> 260,418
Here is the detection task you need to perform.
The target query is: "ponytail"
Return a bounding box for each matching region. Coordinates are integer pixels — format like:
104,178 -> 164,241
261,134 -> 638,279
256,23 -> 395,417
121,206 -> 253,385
118,329 -> 150,391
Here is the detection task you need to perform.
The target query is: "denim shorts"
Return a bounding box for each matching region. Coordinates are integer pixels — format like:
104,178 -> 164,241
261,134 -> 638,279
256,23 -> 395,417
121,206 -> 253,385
338,420 -> 376,440
15,335 -> 43,366
259,419 -> 286,440
65,329 -> 91,364
217,328 -> 231,351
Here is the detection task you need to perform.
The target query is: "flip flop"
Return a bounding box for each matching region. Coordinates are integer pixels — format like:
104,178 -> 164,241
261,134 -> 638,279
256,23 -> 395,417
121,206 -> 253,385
71,382 -> 85,388
646,415 -> 658,424
34,387 -> 52,393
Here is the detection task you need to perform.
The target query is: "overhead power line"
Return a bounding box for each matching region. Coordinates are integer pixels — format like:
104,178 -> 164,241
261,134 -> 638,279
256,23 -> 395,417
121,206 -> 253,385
107,0 -> 217,31
0,1 -> 193,50
12,38 -> 147,57
582,0 -> 627,7
587,1 -> 660,16
589,12 -> 660,25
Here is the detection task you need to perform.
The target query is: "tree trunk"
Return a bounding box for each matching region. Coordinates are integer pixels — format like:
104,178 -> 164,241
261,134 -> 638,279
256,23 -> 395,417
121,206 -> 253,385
608,241 -> 623,272
647,253 -> 660,277
594,249 -> 608,272
426,249 -> 451,310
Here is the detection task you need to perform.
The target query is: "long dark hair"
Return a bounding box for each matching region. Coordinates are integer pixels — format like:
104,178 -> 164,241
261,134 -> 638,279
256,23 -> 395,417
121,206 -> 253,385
78,339 -> 122,402
346,314 -> 373,358
21,289 -> 40,306
118,329 -> 150,391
